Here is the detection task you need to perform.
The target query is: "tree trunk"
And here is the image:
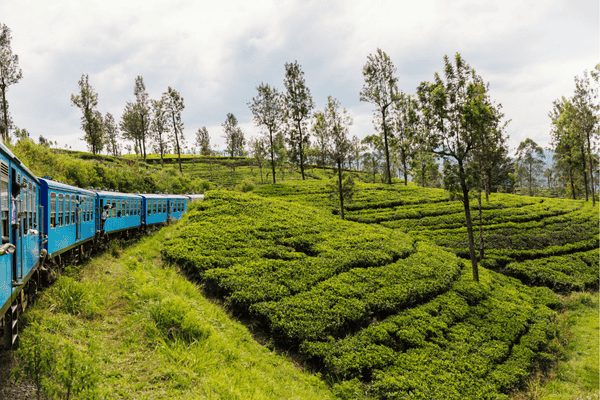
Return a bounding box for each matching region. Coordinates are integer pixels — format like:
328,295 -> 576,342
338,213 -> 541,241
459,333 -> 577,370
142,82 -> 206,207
587,129 -> 596,206
1,80 -> 8,142
141,115 -> 147,161
338,160 -> 345,219
171,112 -> 183,173
372,156 -> 376,183
259,165 -> 263,184
478,189 -> 484,261
382,107 -> 392,184
297,120 -> 306,180
459,161 -> 479,282
269,129 -> 276,184
402,148 -> 408,185
528,164 -> 533,196
580,143 -> 589,202
568,165 -> 576,199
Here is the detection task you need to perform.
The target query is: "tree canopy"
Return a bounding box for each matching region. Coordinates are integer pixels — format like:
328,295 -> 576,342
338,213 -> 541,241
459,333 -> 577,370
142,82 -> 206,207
0,23 -> 22,143
71,74 -> 104,155
360,48 -> 398,184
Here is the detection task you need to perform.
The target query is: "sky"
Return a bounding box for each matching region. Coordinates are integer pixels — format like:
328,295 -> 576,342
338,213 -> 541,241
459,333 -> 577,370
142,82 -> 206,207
1,0 -> 598,156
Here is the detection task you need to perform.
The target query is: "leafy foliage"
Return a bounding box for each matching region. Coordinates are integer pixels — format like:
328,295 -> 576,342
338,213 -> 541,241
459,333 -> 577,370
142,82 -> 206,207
163,190 -> 564,399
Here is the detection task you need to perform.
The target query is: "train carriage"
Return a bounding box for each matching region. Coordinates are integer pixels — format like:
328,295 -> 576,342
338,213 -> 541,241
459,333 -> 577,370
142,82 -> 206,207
0,143 -> 41,348
95,190 -> 143,235
141,193 -> 169,226
39,179 -> 96,259
1,149 -> 203,348
167,194 -> 189,222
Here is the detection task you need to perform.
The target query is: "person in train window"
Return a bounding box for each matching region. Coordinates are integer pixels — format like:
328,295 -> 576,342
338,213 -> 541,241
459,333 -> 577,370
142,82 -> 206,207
101,204 -> 110,231
11,183 -> 20,226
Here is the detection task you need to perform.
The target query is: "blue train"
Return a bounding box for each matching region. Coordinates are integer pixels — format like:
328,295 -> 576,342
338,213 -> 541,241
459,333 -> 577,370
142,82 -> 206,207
0,142 -> 204,348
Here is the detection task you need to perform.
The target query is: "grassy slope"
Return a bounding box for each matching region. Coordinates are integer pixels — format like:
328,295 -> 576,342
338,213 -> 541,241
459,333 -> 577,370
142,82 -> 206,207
15,226 -> 336,399
536,292 -> 599,399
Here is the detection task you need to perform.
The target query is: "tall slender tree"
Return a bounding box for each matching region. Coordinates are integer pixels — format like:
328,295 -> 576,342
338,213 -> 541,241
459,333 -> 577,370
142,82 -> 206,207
283,61 -> 314,180
249,136 -> 267,183
120,102 -> 141,156
248,83 -> 283,183
133,76 -> 150,161
515,138 -> 545,196
324,96 -> 353,219
311,111 -> 329,168
417,53 -> 503,282
222,113 -> 245,158
150,98 -> 170,167
104,112 -> 119,156
573,68 -> 599,205
163,87 -> 185,173
360,48 -> 398,184
71,75 -> 104,155
0,23 -> 22,143
195,126 -> 211,156
392,92 -> 418,185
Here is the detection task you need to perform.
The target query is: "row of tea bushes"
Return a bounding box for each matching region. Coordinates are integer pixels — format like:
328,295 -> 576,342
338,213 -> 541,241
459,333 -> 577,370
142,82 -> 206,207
503,249 -> 599,293
301,267 -> 559,399
252,241 -> 462,343
163,191 -> 416,310
162,190 -> 562,399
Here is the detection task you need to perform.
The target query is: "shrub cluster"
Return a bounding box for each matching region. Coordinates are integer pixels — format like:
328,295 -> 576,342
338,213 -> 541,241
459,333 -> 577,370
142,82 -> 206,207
163,190 -> 562,399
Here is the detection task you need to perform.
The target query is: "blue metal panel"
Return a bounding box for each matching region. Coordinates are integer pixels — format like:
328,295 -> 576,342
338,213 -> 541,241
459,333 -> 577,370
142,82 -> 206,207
97,192 -> 143,234
39,179 -> 96,257
167,195 -> 189,221
140,194 -> 168,226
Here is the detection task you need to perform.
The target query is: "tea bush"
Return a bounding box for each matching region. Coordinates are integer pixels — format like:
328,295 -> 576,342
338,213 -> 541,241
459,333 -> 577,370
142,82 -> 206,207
163,190 -> 563,399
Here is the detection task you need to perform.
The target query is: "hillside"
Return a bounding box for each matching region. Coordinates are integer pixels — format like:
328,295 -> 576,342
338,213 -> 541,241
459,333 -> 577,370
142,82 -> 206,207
162,190 -> 583,399
7,145 -> 598,398
9,140 -> 211,194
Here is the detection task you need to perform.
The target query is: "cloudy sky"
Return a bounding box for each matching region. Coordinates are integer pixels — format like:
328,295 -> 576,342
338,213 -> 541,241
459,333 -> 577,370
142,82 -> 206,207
1,0 -> 598,155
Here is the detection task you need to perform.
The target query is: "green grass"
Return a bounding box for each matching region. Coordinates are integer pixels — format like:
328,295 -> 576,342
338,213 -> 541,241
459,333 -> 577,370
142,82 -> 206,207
512,292 -> 599,400
14,227 -> 337,399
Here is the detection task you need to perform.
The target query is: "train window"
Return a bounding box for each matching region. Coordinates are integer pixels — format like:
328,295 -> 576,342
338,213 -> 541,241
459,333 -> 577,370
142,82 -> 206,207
71,196 -> 75,224
58,194 -> 63,227
111,200 -> 116,218
65,194 -> 70,226
22,179 -> 28,232
0,161 -> 8,240
88,197 -> 92,222
50,192 -> 56,229
137,200 -> 140,216
31,183 -> 36,229
153,200 -> 157,214
28,183 -> 31,230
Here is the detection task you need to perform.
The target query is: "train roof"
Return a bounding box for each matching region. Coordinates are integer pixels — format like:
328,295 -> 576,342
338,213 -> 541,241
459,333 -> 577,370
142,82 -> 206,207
94,189 -> 143,199
139,193 -> 188,199
38,178 -> 96,195
0,142 -> 40,183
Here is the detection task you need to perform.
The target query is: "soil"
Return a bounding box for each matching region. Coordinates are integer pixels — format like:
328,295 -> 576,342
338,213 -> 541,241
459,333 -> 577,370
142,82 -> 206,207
0,349 -> 38,400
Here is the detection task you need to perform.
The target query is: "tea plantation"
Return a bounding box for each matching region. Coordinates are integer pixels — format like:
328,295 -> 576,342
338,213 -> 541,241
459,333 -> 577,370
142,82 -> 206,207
162,189 -> 573,399
256,181 -> 599,294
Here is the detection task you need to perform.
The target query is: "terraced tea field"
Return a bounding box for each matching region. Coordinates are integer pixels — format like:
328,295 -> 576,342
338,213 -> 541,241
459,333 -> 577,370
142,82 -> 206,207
162,189 -> 578,399
256,181 -> 599,294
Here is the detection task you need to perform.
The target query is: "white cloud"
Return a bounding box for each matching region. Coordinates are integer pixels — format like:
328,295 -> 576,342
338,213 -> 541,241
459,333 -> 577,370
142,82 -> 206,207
0,0 -> 597,156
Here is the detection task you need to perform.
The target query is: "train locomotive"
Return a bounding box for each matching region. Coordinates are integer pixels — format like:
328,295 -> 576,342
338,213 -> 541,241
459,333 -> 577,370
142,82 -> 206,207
0,142 -> 203,349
